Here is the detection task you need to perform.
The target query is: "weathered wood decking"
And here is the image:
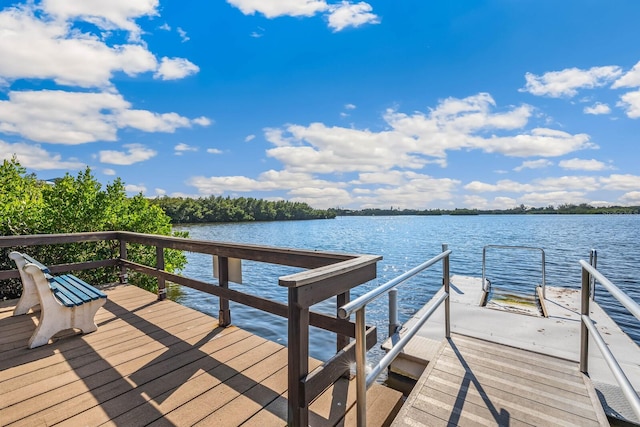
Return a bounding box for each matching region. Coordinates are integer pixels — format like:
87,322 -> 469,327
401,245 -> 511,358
392,334 -> 608,427
0,284 -> 402,426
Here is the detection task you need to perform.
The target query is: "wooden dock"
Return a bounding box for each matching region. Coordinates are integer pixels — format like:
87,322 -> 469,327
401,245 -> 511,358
0,284 -> 402,426
392,334 -> 609,427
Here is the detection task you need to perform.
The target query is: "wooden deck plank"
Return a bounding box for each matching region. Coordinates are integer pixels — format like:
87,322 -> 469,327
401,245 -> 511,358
437,347 -> 589,395
17,332 -> 266,426
420,372 -> 600,426
0,284 -> 401,427
392,334 -> 607,427
0,303 -> 208,386
1,326 -> 246,421
430,361 -> 595,416
442,339 -> 581,384
100,341 -> 287,427
451,333 -> 580,372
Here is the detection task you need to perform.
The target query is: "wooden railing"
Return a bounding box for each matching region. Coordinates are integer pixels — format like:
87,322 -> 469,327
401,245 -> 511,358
0,231 -> 381,426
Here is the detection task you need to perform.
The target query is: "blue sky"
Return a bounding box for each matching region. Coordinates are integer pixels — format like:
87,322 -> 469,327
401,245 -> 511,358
1,0 -> 639,210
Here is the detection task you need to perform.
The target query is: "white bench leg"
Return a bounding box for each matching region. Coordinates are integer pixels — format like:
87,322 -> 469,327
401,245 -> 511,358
28,302 -> 72,348
9,252 -> 41,316
73,298 -> 106,334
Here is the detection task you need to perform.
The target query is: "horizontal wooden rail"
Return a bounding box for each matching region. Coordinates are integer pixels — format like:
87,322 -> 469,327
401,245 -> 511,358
302,325 -> 377,406
119,231 -> 354,269
0,259 -> 118,281
122,259 -> 361,338
0,232 -> 119,247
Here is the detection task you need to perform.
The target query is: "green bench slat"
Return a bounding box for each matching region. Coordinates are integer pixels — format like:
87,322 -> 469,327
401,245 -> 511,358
49,275 -> 106,307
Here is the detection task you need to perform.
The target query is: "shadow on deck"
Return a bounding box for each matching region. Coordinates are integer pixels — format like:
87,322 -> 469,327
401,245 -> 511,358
0,284 -> 402,426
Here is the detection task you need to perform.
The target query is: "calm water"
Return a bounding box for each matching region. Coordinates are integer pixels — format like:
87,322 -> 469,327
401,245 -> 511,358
172,215 -> 640,364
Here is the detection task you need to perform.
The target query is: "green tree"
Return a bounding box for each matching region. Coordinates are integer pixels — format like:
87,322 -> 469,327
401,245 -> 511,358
0,161 -> 187,299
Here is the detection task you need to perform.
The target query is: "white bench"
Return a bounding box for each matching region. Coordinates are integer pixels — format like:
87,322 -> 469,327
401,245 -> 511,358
10,251 -> 107,348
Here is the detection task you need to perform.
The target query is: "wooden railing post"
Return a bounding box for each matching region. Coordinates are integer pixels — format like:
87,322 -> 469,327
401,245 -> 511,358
288,287 -> 309,427
218,256 -> 231,327
156,246 -> 166,301
119,239 -> 128,284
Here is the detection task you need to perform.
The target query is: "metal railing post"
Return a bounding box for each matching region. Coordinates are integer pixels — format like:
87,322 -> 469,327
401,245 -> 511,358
389,288 -> 399,337
443,244 -> 450,339
156,245 -> 166,301
589,249 -> 597,300
580,266 -> 590,373
355,308 -> 367,427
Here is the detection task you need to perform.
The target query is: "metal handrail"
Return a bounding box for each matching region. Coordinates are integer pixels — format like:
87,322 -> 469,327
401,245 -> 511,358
482,245 -> 546,298
338,246 -> 451,427
579,260 -> 640,420
339,249 -> 452,318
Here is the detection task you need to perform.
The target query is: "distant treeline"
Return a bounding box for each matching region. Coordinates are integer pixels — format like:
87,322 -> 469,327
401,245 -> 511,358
335,203 -> 640,216
150,196 -> 336,223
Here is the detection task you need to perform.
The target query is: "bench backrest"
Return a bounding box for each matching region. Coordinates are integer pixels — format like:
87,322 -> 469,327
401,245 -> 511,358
13,252 -> 107,307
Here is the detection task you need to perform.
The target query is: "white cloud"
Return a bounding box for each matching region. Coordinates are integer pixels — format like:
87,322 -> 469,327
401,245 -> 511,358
227,0 -> 378,32
513,159 -> 553,172
536,176 -> 599,192
583,102 -> 611,115
465,175 -> 600,194
154,188 -> 166,196
227,0 -> 328,18
345,103 -> 356,110
288,187 -> 352,209
158,22 -> 171,31
465,179 -> 534,193
0,5 -> 158,88
125,183 -> 147,194
617,90 -> 640,118
463,195 -> 517,210
155,57 -> 200,80
103,168 -> 116,175
612,61 -> 640,88
479,128 -> 595,157
0,96 -> 204,148
558,158 -> 611,171
521,66 -> 622,97
187,169 -> 341,195
116,108 -> 205,133
0,139 -> 85,170
245,134 -> 256,142
520,191 -> 588,207
620,191 -> 640,205
354,171 -> 460,209
175,143 -> 198,155
327,2 -> 380,32
207,148 -> 223,154
264,93 -> 594,175
193,116 -> 213,126
177,27 -> 190,42
99,143 -> 157,165
599,174 -> 640,191
42,0 -> 160,41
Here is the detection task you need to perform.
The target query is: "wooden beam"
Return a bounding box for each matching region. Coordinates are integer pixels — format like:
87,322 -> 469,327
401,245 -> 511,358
302,326 -> 377,404
117,231 -> 353,269
120,260 -> 359,337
